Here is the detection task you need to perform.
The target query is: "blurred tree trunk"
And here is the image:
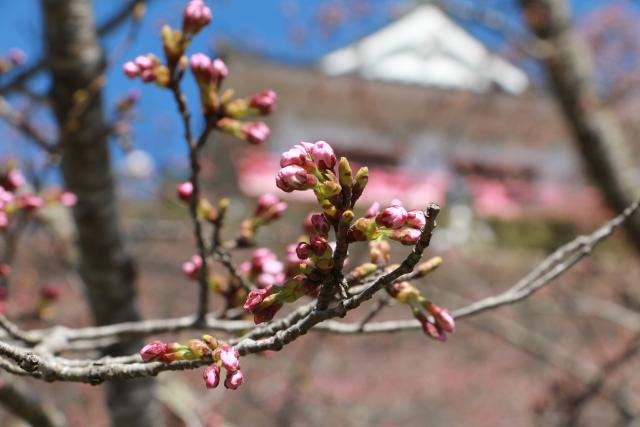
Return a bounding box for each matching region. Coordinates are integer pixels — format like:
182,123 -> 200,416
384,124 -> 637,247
40,1 -> 161,426
519,0 -> 640,251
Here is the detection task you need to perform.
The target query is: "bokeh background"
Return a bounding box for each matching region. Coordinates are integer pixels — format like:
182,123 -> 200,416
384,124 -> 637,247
1,1 -> 639,426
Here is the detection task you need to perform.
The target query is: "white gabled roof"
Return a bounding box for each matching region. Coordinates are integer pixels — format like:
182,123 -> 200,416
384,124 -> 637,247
318,5 -> 528,94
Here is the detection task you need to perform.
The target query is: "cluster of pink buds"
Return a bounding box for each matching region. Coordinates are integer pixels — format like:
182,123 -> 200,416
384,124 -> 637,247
390,281 -> 455,342
182,254 -> 203,280
1,168 -> 76,232
348,201 -> 425,245
182,0 -> 212,35
239,194 -> 287,243
0,48 -> 27,74
239,248 -> 285,288
140,335 -> 244,390
123,54 -> 169,86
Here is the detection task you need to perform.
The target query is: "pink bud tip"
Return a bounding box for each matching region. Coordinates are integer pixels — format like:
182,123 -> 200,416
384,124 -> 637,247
176,181 -> 194,202
140,341 -> 170,362
242,122 -> 270,145
224,369 -> 244,390
376,205 -> 408,229
59,191 -> 78,207
203,364 -> 220,389
123,61 -> 140,78
218,344 -> 240,371
250,89 -> 277,114
183,0 -> 212,34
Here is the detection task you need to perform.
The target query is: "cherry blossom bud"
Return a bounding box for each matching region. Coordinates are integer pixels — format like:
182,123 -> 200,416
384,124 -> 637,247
308,141 -> 336,171
280,145 -> 313,170
424,302 -> 455,333
211,58 -> 229,82
406,210 -> 426,229
18,194 -> 43,211
40,283 -> 62,301
183,0 -> 212,34
296,242 -> 311,259
390,228 -> 421,245
224,369 -> 244,390
123,61 -> 140,78
190,53 -> 213,82
59,191 -> 77,207
0,264 -> 11,277
134,55 -> 154,70
254,194 -> 287,222
241,122 -> 270,145
249,89 -> 277,114
376,205 -> 408,229
217,344 -> 239,371
182,255 -> 203,279
140,69 -> 157,83
140,341 -> 170,362
176,181 -> 194,202
352,167 -> 369,202
8,48 -> 26,66
309,213 -> 331,237
276,165 -> 317,192
348,217 -> 380,242
4,170 -> 25,191
365,202 -> 380,218
310,235 -> 331,257
203,364 -> 220,388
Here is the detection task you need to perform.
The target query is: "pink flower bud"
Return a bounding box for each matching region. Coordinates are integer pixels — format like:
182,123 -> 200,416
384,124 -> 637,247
8,48 -> 26,66
376,205 -> 408,229
280,145 -> 313,170
183,0 -> 212,34
224,369 -> 244,390
59,191 -> 78,207
140,341 -> 170,362
406,210 -> 426,229
190,53 -> 213,82
424,302 -> 455,333
296,242 -> 310,259
182,255 -> 203,279
241,122 -> 270,145
40,283 -> 62,301
176,181 -> 194,202
211,58 -> 229,82
249,89 -> 277,114
309,213 -> 331,237
4,170 -> 25,191
203,364 -> 220,388
18,194 -> 43,211
0,264 -> 10,277
217,344 -> 240,371
365,202 -> 380,218
123,61 -> 140,78
310,235 -> 331,256
140,69 -> 157,83
308,141 -> 336,171
134,55 -> 154,70
390,228 -> 421,245
276,165 -> 317,192
254,194 -> 278,216
243,287 -> 269,311
415,312 -> 447,342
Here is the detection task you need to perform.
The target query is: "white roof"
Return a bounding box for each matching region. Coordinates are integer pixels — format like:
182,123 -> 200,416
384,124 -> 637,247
318,5 -> 528,94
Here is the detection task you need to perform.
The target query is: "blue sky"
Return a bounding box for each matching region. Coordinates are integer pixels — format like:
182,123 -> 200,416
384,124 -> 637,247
0,0 -> 634,177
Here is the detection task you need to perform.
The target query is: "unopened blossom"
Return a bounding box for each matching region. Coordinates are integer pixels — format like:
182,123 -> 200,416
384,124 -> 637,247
365,201 -> 380,219
182,255 -> 203,279
176,181 -> 194,202
390,228 -> 421,245
203,364 -> 220,388
424,302 -> 455,333
280,144 -> 314,170
224,369 -> 244,390
241,248 -> 284,287
254,194 -> 287,222
243,285 -> 283,324
376,204 -> 408,229
242,121 -> 270,145
296,242 -> 311,260
4,170 -> 25,191
190,53 -> 213,82
217,344 -> 240,371
18,194 -> 43,211
276,165 -> 317,192
308,141 -> 336,171
134,55 -> 154,71
307,213 -> 331,237
59,191 -> 78,207
249,89 -> 277,114
406,210 -> 426,229
211,58 -> 228,82
140,341 -> 170,362
183,0 -> 212,34
123,61 -> 140,78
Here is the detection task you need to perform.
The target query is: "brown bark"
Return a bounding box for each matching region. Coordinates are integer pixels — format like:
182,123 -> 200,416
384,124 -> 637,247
40,1 -> 161,426
519,0 -> 640,251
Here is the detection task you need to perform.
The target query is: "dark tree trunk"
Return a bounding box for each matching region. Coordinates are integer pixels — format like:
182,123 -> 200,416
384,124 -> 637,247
40,1 -> 161,425
519,0 -> 640,251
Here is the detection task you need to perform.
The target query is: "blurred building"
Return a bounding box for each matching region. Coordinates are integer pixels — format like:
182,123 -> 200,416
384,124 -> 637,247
215,4 -> 606,226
